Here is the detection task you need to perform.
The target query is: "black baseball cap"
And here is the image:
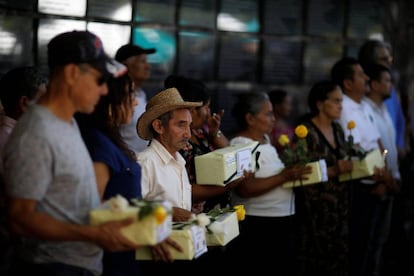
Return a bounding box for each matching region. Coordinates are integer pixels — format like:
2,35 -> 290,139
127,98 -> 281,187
115,44 -> 156,62
48,30 -> 127,78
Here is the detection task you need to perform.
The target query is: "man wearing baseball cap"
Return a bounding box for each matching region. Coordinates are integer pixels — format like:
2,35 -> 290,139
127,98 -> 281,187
115,43 -> 156,156
3,30 -> 139,275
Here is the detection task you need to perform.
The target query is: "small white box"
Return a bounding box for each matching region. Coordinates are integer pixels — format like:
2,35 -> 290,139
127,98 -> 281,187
135,224 -> 207,260
89,201 -> 172,246
206,211 -> 239,246
339,149 -> 385,182
194,142 -> 260,186
282,159 -> 328,188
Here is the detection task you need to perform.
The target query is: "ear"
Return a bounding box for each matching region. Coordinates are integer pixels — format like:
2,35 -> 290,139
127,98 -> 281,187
18,96 -> 31,113
63,64 -> 81,85
245,113 -> 255,126
343,79 -> 353,92
151,119 -> 164,135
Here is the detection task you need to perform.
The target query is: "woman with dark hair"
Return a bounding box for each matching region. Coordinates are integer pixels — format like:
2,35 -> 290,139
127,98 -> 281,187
293,80 -> 353,276
227,91 -> 311,275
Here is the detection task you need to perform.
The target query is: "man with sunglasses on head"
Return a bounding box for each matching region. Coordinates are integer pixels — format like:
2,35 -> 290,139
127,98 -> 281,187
3,30 -> 142,276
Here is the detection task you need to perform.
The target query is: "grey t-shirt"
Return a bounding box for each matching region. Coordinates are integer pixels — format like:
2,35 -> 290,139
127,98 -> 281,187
3,105 -> 102,275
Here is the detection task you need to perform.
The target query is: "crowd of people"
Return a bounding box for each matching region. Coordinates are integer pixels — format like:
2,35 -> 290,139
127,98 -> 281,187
0,29 -> 413,276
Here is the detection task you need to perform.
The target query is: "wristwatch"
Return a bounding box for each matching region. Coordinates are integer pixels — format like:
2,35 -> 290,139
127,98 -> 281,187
215,130 -> 222,138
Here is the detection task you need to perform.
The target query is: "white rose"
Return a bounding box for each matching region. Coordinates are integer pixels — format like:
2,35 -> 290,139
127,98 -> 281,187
109,194 -> 129,211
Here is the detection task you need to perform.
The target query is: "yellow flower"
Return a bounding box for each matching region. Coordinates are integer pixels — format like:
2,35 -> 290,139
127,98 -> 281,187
295,124 -> 308,138
233,205 -> 246,221
154,206 -> 167,224
278,134 -> 290,147
347,120 -> 356,130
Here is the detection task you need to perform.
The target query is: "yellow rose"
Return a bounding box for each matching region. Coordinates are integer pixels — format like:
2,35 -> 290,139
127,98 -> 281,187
154,206 -> 167,224
278,134 -> 290,147
233,205 -> 246,221
347,120 -> 356,130
295,125 -> 308,138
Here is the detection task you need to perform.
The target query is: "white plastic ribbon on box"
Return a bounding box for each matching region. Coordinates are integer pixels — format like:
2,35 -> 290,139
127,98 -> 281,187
282,159 -> 328,188
135,224 -> 207,260
339,149 -> 385,182
89,198 -> 172,245
194,141 -> 260,186
206,211 -> 239,246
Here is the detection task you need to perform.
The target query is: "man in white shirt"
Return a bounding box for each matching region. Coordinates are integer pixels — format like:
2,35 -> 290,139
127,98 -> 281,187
136,87 -> 202,221
115,44 -> 156,156
135,87 -> 202,274
331,57 -> 394,276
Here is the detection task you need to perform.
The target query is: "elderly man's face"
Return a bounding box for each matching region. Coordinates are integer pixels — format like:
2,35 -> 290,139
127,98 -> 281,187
157,108 -> 192,155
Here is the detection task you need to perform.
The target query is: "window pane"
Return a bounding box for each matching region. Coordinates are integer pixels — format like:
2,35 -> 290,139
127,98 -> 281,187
132,27 -> 176,80
307,0 -> 344,36
303,41 -> 343,83
87,0 -> 132,22
179,0 -> 215,28
218,0 -> 259,33
263,0 -> 302,35
0,0 -> 35,10
348,0 -> 384,38
0,15 -> 33,74
38,0 -> 86,17
134,0 -> 175,24
177,31 -> 215,80
262,39 -> 302,83
218,34 -> 258,81
87,22 -> 131,58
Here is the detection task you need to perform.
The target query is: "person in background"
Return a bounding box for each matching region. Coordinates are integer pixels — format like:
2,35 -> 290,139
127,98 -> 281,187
76,73 -> 180,276
268,89 -> 295,154
3,30 -> 142,275
331,57 -> 394,276
0,66 -> 47,174
227,91 -> 312,275
358,39 -> 407,160
115,44 -> 156,156
293,80 -> 353,276
0,66 -> 47,274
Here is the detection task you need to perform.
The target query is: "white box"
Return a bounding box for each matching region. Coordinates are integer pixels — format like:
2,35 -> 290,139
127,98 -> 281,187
206,211 -> 239,246
339,149 -> 385,182
89,201 -> 172,246
135,224 -> 207,260
194,142 -> 260,186
282,159 -> 328,188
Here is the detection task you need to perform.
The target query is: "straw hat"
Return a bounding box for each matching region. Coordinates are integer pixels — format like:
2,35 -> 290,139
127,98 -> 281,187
136,87 -> 202,140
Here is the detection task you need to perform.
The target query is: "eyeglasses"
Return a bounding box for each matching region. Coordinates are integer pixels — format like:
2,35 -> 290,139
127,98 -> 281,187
78,64 -> 107,86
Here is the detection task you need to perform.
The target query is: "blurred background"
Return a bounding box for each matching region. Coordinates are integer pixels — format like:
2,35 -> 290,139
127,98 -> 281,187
0,0 -> 413,136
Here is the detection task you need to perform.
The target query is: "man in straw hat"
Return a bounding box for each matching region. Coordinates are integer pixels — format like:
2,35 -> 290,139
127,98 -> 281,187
3,30 -> 141,275
136,87 -> 203,273
136,87 -> 202,221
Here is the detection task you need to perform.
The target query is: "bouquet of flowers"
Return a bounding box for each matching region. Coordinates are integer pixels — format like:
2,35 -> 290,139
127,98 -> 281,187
278,124 -> 311,167
344,120 -> 367,160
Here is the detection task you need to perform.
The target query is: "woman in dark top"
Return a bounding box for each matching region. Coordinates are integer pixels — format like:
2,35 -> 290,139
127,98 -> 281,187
293,80 -> 353,276
76,73 -> 178,276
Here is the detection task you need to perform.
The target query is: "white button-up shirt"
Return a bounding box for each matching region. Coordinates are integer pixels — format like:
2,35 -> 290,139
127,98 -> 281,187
137,139 -> 192,210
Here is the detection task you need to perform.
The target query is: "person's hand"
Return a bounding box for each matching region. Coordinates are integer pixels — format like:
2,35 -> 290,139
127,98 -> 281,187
94,218 -> 141,252
281,164 -> 312,182
172,207 -> 193,222
337,159 -> 353,174
226,171 -> 255,191
151,237 -> 183,262
207,109 -> 225,136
